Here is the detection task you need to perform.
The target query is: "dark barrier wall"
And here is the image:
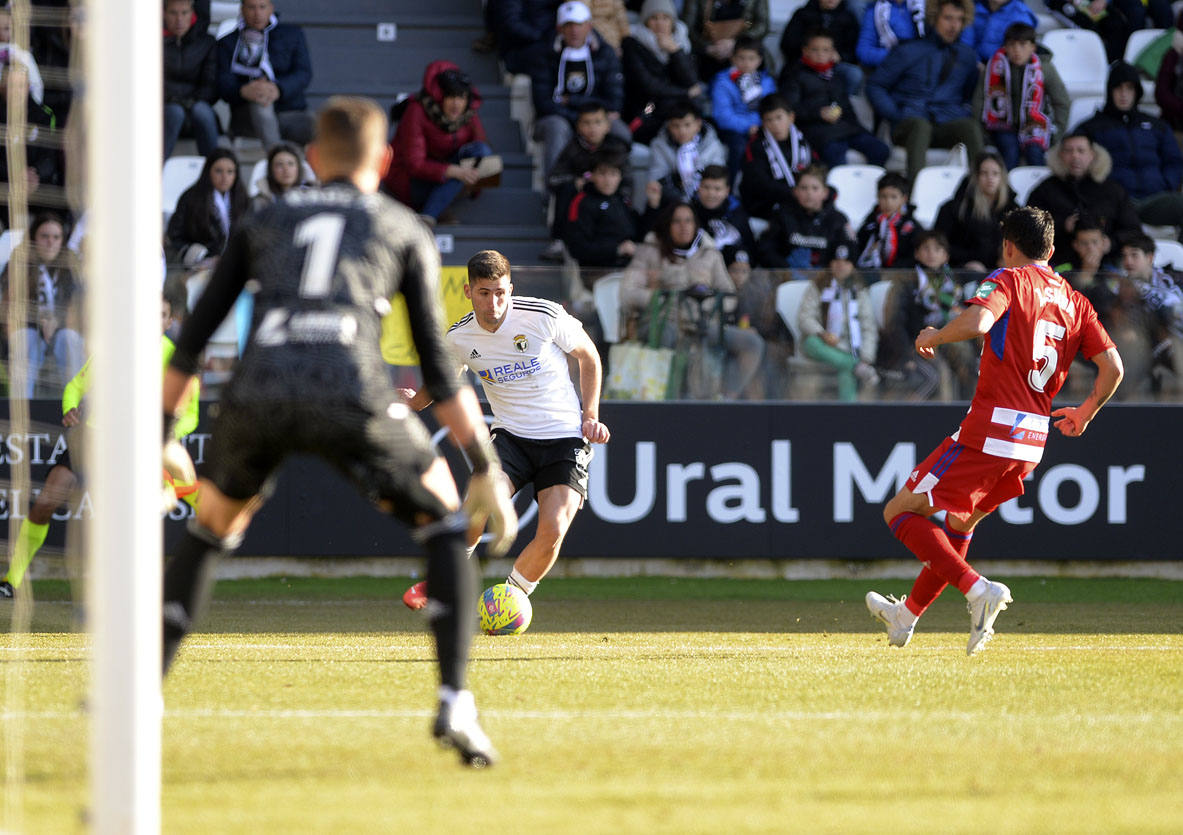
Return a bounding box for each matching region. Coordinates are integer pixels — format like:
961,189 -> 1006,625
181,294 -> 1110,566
2,401 -> 1176,560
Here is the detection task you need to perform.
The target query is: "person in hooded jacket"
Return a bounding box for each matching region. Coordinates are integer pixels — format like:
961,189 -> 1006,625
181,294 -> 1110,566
621,0 -> 705,144
1078,60 -> 1183,233
382,61 -> 501,224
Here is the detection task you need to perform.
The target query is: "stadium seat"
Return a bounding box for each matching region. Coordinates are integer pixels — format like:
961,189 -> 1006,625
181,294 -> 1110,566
775,279 -> 811,348
1067,96 -> 1104,133
910,165 -> 966,229
1152,239 -> 1183,270
1041,29 -> 1107,98
826,164 -> 885,227
1008,165 -> 1051,206
214,16 -> 238,39
162,154 -> 205,217
868,279 -> 893,330
593,272 -> 623,344
0,227 -> 24,276
246,157 -> 318,197
775,278 -> 842,397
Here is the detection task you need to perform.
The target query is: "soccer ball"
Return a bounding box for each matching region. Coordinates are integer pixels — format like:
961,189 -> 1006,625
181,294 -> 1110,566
479,583 -> 532,635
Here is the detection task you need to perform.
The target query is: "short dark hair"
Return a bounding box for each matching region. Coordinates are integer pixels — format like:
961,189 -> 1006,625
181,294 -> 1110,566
877,172 -> 909,196
1071,212 -> 1105,237
733,35 -> 763,57
796,163 -> 829,186
700,164 -> 730,183
1119,232 -> 1156,255
576,99 -> 608,118
590,148 -> 626,174
663,98 -> 702,122
436,67 -> 472,100
467,249 -> 512,282
758,93 -> 793,117
802,28 -> 834,48
913,229 -> 950,252
1001,207 -> 1055,260
1002,22 -> 1036,45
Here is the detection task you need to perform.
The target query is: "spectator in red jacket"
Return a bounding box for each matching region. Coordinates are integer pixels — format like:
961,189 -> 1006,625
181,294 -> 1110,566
382,61 -> 502,224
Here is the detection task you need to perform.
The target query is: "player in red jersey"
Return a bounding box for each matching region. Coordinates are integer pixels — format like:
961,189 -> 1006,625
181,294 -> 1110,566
865,207 -> 1124,655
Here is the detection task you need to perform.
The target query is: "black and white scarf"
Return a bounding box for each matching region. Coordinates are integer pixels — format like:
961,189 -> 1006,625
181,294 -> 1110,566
554,41 -> 594,103
820,278 -> 862,352
873,0 -> 926,50
230,14 -> 278,80
762,125 -> 810,185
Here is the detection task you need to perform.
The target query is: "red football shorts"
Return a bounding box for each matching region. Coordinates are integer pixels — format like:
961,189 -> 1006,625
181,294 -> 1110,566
906,437 -> 1038,517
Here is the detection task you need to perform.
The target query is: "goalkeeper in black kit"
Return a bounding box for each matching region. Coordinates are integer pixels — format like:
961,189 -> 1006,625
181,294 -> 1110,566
160,97 -> 517,768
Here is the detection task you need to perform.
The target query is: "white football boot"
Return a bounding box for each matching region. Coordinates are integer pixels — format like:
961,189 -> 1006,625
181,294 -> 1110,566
966,581 -> 1013,656
865,591 -> 917,647
433,689 -> 498,768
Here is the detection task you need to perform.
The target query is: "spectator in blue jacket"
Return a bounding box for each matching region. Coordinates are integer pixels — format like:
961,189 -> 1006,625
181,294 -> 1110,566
856,0 -> 932,69
529,1 -> 630,174
217,0 -> 314,148
867,0 -> 983,180
966,0 -> 1036,64
487,0 -> 562,74
710,35 -> 776,180
1078,60 -> 1183,233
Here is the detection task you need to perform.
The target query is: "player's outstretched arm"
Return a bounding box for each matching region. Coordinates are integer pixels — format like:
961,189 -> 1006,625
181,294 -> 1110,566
432,387 -> 519,556
569,331 -> 610,444
915,305 -> 996,359
1052,347 -> 1123,437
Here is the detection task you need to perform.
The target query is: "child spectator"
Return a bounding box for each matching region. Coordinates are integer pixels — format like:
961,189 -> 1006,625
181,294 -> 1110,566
562,151 -> 639,268
757,164 -> 852,269
779,0 -> 862,93
646,98 -> 727,205
781,30 -> 890,168
856,171 -> 917,270
798,237 -> 880,401
682,0 -> 771,82
1120,234 -> 1183,369
881,230 -> 979,398
710,35 -> 776,179
738,94 -> 814,219
973,23 -> 1069,170
543,100 -> 633,261
691,164 -> 758,274
1055,215 -> 1118,281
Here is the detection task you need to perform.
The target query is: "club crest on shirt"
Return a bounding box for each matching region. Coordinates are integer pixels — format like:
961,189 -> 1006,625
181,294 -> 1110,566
975,281 -> 997,300
513,334 -> 529,352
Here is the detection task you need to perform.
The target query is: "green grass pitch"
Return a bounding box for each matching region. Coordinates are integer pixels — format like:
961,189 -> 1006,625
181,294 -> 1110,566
3,577 -> 1181,833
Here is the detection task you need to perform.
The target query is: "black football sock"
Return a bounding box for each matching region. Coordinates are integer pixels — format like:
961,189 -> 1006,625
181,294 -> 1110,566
163,522 -> 230,675
419,514 -> 475,692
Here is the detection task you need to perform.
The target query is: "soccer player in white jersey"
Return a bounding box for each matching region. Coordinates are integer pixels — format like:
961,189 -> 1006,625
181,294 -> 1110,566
402,249 -> 610,615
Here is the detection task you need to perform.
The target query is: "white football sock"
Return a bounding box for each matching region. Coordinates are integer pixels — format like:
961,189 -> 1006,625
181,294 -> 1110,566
966,577 -> 990,601
507,568 -> 537,596
465,544 -> 477,560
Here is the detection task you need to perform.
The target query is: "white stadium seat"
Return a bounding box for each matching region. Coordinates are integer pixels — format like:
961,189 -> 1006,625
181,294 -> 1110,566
868,279 -> 893,330
1124,28 -> 1165,103
1008,165 -> 1051,206
826,164 -> 885,226
1067,96 -> 1104,133
593,272 -> 623,344
1152,239 -> 1183,270
1041,29 -> 1107,99
775,279 -> 811,348
910,165 -> 966,229
0,227 -> 25,276
162,154 -> 205,217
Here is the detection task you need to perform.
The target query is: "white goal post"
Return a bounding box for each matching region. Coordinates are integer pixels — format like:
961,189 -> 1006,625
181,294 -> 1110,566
84,0 -> 164,832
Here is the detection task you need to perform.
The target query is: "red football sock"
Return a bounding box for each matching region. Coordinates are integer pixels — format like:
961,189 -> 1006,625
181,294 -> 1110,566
906,567 -> 946,616
889,512 -> 980,595
943,518 -> 973,559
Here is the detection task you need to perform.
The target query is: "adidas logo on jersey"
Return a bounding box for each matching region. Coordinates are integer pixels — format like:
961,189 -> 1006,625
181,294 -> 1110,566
470,348 -> 481,358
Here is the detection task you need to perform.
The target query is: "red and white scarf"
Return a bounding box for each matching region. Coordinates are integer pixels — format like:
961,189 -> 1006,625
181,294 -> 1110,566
982,49 -> 1050,150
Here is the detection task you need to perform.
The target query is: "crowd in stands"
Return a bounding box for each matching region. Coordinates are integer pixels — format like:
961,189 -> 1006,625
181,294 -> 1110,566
1,0 -> 1182,403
